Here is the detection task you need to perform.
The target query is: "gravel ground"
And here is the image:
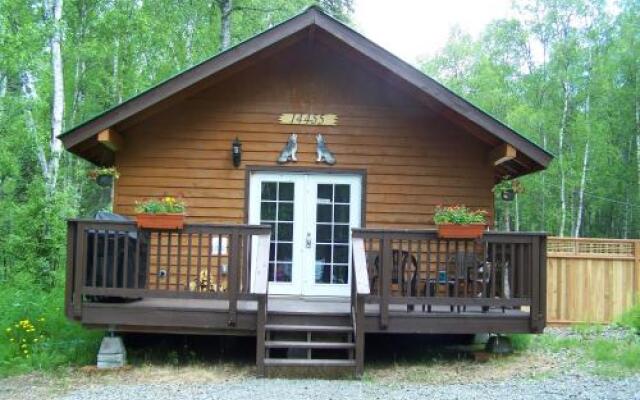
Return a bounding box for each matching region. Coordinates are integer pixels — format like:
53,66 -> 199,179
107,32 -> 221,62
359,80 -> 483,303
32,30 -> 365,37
53,374 -> 640,400
2,327 -> 639,400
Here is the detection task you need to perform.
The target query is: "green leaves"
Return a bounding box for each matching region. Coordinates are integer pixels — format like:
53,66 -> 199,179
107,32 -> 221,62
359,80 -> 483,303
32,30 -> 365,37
421,0 -> 640,238
433,205 -> 488,225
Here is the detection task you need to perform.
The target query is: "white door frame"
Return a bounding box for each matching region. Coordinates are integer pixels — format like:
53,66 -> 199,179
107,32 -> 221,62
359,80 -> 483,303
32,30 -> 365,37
249,172 -> 305,295
302,174 -> 361,296
248,171 -> 362,297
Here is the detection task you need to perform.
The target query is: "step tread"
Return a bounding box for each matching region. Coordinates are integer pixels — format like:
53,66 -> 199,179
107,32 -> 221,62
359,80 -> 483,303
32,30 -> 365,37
265,340 -> 355,349
264,324 -> 353,332
264,358 -> 357,367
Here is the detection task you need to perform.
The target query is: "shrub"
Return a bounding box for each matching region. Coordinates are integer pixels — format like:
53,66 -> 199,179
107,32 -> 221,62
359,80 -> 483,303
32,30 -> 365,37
0,271 -> 103,377
617,302 -> 640,333
507,334 -> 532,352
433,205 -> 488,225
87,167 -> 120,180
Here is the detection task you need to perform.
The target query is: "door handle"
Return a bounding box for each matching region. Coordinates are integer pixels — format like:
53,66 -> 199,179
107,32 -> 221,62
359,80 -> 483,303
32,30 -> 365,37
305,232 -> 312,248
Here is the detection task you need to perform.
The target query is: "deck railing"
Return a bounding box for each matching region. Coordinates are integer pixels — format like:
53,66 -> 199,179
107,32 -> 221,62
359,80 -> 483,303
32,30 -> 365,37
66,219 -> 271,326
351,229 -> 547,332
351,236 -> 369,377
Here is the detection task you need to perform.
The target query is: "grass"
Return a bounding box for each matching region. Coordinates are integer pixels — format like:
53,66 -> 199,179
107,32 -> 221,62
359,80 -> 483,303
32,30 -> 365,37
507,321 -> 640,377
618,301 -> 640,333
1,265 -> 639,382
0,270 -> 103,378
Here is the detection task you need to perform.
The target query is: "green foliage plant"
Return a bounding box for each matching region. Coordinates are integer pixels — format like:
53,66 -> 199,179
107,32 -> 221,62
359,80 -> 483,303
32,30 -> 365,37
0,271 -> 103,377
135,196 -> 186,214
87,167 -> 120,180
492,177 -> 524,194
617,301 -> 640,333
433,205 -> 488,225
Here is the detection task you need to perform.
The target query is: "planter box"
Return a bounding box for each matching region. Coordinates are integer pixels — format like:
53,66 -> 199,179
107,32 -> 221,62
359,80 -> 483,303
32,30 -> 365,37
136,213 -> 185,230
437,224 -> 485,239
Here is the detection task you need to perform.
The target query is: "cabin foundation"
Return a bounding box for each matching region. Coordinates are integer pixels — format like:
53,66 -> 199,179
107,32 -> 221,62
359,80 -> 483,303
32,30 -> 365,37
97,335 -> 127,369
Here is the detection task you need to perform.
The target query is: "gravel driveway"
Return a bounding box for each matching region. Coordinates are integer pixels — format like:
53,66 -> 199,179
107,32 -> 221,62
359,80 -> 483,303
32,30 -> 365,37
54,374 -> 640,400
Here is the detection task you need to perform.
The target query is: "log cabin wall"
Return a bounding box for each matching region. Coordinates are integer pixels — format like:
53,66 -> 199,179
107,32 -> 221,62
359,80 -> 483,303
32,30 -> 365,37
113,39 -> 495,228
111,39 -> 495,290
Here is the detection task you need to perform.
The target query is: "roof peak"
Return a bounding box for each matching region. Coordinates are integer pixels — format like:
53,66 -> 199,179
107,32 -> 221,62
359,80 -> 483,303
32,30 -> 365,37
303,4 -> 327,14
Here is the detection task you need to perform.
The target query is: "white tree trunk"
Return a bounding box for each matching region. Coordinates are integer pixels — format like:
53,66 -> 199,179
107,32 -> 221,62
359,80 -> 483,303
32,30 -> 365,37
48,0 -> 64,195
0,73 -> 6,97
514,193 -> 520,232
573,141 -> 589,237
503,204 -> 511,232
112,38 -> 122,103
20,71 -> 50,178
558,81 -> 570,237
219,0 -> 232,51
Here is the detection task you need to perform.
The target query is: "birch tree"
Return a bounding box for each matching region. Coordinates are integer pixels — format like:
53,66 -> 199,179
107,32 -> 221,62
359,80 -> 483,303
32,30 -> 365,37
47,0 -> 64,194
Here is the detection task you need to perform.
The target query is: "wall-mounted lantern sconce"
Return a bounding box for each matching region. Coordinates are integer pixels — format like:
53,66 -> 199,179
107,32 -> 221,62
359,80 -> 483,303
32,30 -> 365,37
232,137 -> 242,167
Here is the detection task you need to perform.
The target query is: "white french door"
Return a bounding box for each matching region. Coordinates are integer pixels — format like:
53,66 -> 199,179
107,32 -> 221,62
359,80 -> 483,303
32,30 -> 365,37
249,172 -> 361,297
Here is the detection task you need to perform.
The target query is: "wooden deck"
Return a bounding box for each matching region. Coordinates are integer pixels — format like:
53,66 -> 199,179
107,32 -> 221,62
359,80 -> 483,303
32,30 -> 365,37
66,220 -> 546,376
80,296 -> 531,337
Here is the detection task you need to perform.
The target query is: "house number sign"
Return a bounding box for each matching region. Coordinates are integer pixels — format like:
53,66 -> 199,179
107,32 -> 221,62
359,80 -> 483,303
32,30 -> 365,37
278,113 -> 338,126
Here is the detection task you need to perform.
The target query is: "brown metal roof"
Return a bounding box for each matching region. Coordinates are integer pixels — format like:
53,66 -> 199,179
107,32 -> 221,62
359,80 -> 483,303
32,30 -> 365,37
60,6 -> 552,174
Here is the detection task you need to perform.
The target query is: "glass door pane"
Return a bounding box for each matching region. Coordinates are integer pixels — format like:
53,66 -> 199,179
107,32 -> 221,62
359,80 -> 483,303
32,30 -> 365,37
259,181 -> 294,283
314,183 -> 351,284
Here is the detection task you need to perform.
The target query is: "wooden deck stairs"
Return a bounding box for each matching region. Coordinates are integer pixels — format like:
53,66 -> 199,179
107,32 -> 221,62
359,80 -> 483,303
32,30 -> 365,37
257,311 -> 357,373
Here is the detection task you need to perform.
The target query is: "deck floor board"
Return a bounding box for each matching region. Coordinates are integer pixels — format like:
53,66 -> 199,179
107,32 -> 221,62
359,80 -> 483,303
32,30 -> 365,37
89,297 -> 529,318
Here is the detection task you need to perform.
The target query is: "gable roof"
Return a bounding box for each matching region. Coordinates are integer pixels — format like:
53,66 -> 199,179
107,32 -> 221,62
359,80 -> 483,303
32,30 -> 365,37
60,6 -> 552,176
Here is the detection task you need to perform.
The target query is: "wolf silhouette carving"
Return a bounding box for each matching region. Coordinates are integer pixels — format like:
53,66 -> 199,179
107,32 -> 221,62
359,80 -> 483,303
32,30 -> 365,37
316,134 -> 336,165
277,134 -> 298,164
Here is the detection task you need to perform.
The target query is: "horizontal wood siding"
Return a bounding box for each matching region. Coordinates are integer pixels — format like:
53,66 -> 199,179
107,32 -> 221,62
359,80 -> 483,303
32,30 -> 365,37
114,40 -> 494,230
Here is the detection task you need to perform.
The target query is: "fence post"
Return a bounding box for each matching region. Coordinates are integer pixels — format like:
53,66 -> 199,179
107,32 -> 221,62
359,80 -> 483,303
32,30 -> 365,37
538,235 -> 547,330
634,241 -> 640,303
529,235 -> 542,332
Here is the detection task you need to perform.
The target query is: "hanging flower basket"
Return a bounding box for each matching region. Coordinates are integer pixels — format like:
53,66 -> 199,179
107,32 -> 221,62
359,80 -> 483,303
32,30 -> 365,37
493,177 -> 524,202
501,189 -> 515,201
135,197 -> 186,230
95,174 -> 113,187
434,205 -> 488,239
88,167 -> 119,187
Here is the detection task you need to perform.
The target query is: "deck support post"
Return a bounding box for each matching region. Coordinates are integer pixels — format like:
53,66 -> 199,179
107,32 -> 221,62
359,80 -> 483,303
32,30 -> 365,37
380,234 -> 392,329
227,231 -> 240,327
72,222 -> 86,318
65,221 -> 78,319
355,294 -> 365,378
256,294 -> 267,377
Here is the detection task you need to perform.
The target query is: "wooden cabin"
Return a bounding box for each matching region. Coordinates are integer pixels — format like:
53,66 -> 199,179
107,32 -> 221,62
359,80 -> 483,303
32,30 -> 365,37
61,7 -> 552,376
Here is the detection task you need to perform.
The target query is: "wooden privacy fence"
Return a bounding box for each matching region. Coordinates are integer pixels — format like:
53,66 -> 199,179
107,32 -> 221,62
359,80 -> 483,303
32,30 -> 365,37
547,237 -> 640,325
